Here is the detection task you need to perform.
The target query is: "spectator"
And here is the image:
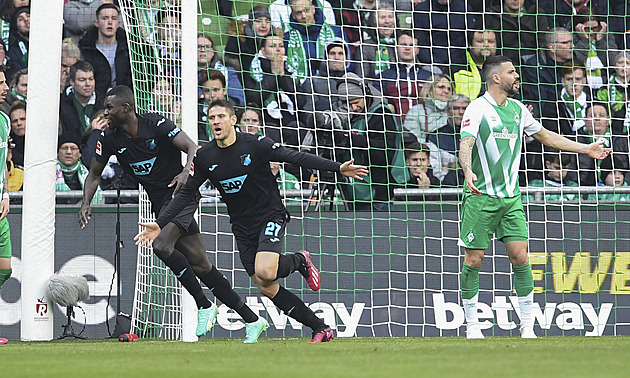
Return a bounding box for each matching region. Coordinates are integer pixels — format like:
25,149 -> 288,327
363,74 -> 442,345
197,33 -> 245,108
404,141 -> 440,188
150,77 -> 181,124
339,0 -> 377,50
238,105 -> 264,136
334,72 -> 409,211
521,27 -> 575,117
79,3 -> 132,98
453,30 -> 497,101
0,40 -> 16,84
56,134 -> 102,205
269,0 -> 336,32
360,2 -> 397,79
198,69 -> 235,143
412,0 -> 475,71
312,38 -> 359,111
403,74 -> 452,143
590,167 -> 630,201
155,6 -> 182,80
596,51 -> 630,134
484,0 -> 548,67
542,62 -> 590,138
573,8 -> 617,90
284,0 -> 345,78
59,61 -> 103,140
223,5 -> 272,72
246,32 -> 313,147
6,145 -> 23,196
63,0 -> 114,43
426,94 -> 470,182
60,38 -> 81,94
8,100 -> 24,168
541,0 -> 608,30
376,29 -> 439,120
0,0 -> 29,47
526,152 -> 579,202
7,6 -> 29,70
576,102 -> 629,186
0,67 -> 25,114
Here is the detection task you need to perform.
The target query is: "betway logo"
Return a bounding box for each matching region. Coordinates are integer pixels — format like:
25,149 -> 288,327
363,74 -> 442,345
214,296 -> 365,337
433,293 -> 612,336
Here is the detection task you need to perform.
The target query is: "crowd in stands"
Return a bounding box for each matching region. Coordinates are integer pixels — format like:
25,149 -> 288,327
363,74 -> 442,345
3,0 -> 630,209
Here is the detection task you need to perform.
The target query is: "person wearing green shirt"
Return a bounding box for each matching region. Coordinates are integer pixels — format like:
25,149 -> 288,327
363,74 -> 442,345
526,152 -> 579,202
458,55 -> 611,340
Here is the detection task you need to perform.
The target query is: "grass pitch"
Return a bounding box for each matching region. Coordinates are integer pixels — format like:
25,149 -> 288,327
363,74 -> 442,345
2,336 -> 628,377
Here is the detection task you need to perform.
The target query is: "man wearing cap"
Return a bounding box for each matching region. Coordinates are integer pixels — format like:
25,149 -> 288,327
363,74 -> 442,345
56,134 -> 103,205
335,72 -> 408,211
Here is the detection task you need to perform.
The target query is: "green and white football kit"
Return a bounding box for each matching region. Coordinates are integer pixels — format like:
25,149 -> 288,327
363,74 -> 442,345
458,92 -> 542,249
458,92 -> 538,339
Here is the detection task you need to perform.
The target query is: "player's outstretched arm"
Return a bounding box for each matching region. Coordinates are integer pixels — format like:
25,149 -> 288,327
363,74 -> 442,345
134,222 -> 162,248
339,159 -> 368,180
459,136 -> 481,195
79,158 -> 106,229
531,128 -> 612,160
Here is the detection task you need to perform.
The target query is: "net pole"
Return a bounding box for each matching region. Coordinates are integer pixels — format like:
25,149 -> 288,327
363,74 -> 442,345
20,1 -> 64,341
180,1 -> 199,343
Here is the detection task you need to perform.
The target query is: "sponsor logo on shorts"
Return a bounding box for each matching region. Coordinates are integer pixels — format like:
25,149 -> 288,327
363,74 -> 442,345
130,157 -> 157,176
269,237 -> 280,243
219,174 -> 247,193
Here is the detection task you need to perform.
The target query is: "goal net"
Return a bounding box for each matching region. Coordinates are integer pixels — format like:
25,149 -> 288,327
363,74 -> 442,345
119,0 -> 630,340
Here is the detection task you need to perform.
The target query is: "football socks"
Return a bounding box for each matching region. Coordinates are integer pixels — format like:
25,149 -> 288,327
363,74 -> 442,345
201,265 -> 258,323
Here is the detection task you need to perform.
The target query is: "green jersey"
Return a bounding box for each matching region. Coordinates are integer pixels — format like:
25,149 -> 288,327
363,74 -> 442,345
461,92 -> 542,198
0,111 -> 9,198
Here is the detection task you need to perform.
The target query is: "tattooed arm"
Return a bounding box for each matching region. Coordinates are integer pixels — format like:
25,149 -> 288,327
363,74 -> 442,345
459,136 -> 481,195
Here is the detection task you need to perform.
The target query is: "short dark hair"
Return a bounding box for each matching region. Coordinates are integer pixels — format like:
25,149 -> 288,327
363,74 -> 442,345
69,61 -> 94,82
199,69 -> 226,88
481,55 -> 513,83
586,101 -> 608,116
404,141 -> 430,160
396,29 -> 415,43
106,85 -> 135,110
544,151 -> 572,167
208,99 -> 235,117
9,100 -> 25,118
96,3 -> 120,17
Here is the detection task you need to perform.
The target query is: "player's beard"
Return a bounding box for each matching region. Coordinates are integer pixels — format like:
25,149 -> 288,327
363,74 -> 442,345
504,80 -> 519,97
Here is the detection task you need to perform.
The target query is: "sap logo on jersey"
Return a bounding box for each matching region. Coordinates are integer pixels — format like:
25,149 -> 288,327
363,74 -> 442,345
219,174 -> 247,193
130,157 -> 157,176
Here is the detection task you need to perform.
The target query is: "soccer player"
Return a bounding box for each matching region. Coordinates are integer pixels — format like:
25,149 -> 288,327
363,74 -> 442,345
458,55 -> 611,339
78,86 -> 268,343
135,99 -> 368,343
0,68 -> 12,293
